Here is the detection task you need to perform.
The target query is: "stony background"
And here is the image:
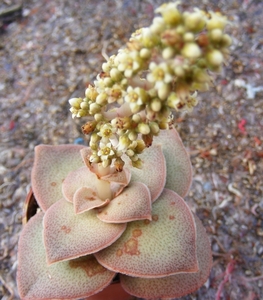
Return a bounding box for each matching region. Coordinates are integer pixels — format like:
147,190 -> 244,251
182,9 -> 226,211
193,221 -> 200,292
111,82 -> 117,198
0,0 -> 262,299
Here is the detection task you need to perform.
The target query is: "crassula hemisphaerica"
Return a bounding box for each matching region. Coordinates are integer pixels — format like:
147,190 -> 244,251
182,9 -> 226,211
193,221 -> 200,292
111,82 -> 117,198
17,2 -> 231,299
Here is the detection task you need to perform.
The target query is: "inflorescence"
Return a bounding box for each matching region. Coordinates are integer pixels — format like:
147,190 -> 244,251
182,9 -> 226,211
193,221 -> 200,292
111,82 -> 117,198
69,2 -> 231,171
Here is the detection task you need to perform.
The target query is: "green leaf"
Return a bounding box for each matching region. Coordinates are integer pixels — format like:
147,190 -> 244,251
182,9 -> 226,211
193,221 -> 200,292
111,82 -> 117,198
120,215 -> 212,299
43,199 -> 126,264
17,212 -> 116,299
32,145 -> 85,211
95,189 -> 198,278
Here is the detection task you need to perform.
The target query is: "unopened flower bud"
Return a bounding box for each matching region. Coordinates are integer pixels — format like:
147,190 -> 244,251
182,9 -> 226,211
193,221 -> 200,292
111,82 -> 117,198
89,103 -> 101,114
137,123 -> 150,135
151,98 -> 162,112
149,122 -> 160,135
162,47 -> 175,59
110,68 -> 122,82
132,114 -> 141,123
140,48 -> 151,59
209,28 -> 223,42
134,140 -> 145,153
128,131 -> 138,141
132,158 -> 143,169
207,12 -> 227,30
96,93 -> 107,105
182,42 -> 201,59
184,10 -> 206,32
206,49 -> 224,67
69,97 -> 82,108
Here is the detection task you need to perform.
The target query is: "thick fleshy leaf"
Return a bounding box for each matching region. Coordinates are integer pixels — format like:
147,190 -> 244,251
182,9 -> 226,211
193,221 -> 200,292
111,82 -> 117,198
120,215 -> 212,299
101,167 -> 131,186
124,145 -> 166,202
32,144 -> 85,211
74,187 -> 110,214
153,127 -> 192,197
62,166 -> 97,202
43,199 -> 126,264
17,212 -> 116,300
97,182 -> 152,223
95,189 -> 198,278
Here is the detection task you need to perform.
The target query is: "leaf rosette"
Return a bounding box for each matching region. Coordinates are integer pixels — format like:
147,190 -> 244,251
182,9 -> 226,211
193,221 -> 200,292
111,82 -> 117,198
17,128 -> 212,299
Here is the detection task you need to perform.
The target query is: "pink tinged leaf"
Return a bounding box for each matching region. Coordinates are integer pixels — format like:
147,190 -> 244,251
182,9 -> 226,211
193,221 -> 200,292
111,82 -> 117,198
95,189 -> 198,278
101,167 -> 131,186
124,145 -> 166,202
32,144 -> 85,211
62,166 -> 97,202
120,215 -> 212,299
43,199 -> 126,264
153,127 -> 192,198
80,148 -> 94,170
74,187 -> 110,214
17,212 -> 116,300
101,168 -> 132,198
97,182 -> 152,223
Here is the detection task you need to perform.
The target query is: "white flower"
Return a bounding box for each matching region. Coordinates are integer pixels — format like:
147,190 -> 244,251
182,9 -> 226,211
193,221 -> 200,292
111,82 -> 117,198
97,142 -> 115,161
147,62 -> 173,89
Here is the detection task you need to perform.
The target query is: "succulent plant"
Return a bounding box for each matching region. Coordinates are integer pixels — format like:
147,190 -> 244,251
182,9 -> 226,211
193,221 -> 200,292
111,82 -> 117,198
17,2 -> 231,299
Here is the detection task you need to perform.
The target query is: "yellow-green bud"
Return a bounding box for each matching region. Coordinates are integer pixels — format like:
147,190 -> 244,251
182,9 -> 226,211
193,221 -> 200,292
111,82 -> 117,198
149,122 -> 160,135
128,131 -> 138,141
206,49 -> 224,67
89,103 -> 101,114
183,32 -> 194,42
158,83 -> 171,100
140,48 -> 151,59
184,11 -> 206,32
182,42 -> 201,59
157,4 -> 182,26
137,123 -> 150,135
207,12 -> 227,31
221,34 -> 232,47
162,47 -> 175,59
80,101 -> 89,109
132,114 -> 141,123
151,98 -> 162,112
94,113 -> 103,122
96,93 -> 107,105
110,68 -> 122,81
209,28 -> 223,42
132,158 -> 143,169
69,97 -> 82,108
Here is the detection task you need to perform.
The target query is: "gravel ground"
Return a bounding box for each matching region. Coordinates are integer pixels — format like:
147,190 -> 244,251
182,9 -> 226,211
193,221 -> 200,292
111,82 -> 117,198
0,0 -> 263,299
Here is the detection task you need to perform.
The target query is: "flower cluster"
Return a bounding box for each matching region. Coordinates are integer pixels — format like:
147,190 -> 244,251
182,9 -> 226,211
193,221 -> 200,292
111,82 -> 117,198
69,2 -> 231,170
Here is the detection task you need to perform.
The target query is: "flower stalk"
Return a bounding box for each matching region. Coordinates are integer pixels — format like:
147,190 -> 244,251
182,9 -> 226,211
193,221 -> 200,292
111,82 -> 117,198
69,2 -> 231,172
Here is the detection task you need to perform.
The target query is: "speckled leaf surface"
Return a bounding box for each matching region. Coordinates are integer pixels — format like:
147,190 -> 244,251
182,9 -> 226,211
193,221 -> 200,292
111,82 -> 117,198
31,144 -> 85,211
74,187 -> 110,214
95,189 -> 198,278
62,166 -> 97,202
43,199 -> 126,264
97,182 -> 152,223
125,145 -> 166,202
153,127 -> 192,197
17,212 -> 116,300
120,215 -> 212,299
